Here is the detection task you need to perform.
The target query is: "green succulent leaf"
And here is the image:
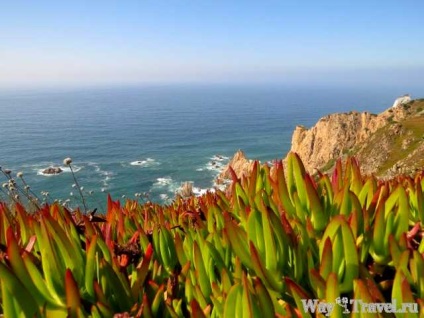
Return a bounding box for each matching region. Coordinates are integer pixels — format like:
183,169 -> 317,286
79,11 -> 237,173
0,261 -> 40,317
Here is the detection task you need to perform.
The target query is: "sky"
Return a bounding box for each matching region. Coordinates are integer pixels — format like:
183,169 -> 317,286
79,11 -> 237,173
1,0 -> 423,87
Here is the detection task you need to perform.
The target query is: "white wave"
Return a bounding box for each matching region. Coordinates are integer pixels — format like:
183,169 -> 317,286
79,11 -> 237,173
152,177 -> 180,193
210,154 -> 229,162
37,165 -> 82,176
195,155 -> 229,174
206,161 -> 224,172
159,194 -> 169,200
88,162 -> 114,187
130,158 -> 159,167
60,166 -> 82,173
159,193 -> 174,204
199,154 -> 230,173
154,177 -> 173,186
192,186 -> 215,196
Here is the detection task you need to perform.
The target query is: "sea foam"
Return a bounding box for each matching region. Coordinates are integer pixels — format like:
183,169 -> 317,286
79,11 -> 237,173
152,177 -> 180,193
197,154 -> 229,173
88,162 -> 114,187
130,158 -> 159,167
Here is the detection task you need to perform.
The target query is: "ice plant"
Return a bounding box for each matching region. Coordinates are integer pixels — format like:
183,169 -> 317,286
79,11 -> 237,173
0,154 -> 423,317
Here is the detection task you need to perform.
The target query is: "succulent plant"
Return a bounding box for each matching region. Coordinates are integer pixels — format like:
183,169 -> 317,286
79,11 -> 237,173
0,153 -> 423,317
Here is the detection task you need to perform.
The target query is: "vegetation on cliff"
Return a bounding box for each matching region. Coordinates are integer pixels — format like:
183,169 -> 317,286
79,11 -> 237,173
0,154 -> 423,317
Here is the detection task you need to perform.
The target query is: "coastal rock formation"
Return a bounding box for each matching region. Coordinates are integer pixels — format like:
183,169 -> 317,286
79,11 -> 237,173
42,167 -> 63,175
221,99 -> 424,182
217,150 -> 255,181
290,111 -> 386,172
288,98 -> 424,178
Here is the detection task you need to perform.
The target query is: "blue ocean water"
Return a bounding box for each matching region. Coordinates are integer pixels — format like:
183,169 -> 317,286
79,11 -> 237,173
0,84 -> 418,210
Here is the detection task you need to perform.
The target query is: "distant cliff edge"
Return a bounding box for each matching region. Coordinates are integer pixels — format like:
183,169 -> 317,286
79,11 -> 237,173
288,97 -> 424,178
221,97 -> 424,181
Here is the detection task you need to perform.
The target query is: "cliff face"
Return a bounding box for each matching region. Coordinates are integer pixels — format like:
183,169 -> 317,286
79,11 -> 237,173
221,99 -> 424,182
291,111 -> 385,171
288,99 -> 424,177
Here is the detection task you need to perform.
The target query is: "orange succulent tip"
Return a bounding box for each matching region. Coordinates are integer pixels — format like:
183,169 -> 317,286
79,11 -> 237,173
119,254 -> 129,267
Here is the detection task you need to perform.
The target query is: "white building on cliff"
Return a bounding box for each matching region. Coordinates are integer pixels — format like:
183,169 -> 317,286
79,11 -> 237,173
392,94 -> 411,108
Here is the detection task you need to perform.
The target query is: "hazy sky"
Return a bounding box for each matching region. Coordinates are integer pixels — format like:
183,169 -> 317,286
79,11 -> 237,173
1,1 -> 423,87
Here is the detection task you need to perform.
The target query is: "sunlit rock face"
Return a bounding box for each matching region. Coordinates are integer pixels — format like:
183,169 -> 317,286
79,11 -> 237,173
287,98 -> 424,178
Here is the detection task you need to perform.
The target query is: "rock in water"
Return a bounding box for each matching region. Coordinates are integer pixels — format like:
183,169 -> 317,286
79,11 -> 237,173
42,167 -> 63,175
217,150 -> 255,181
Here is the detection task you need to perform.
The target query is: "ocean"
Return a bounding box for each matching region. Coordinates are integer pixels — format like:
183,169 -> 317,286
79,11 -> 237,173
0,83 -> 418,211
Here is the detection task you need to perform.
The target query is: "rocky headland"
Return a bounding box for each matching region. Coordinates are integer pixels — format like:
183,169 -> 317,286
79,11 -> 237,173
289,98 -> 424,178
222,98 -> 424,180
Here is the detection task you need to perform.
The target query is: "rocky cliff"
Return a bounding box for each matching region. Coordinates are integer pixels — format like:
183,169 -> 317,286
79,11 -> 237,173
220,99 -> 424,182
290,111 -> 384,171
288,98 -> 424,178
217,150 -> 255,182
